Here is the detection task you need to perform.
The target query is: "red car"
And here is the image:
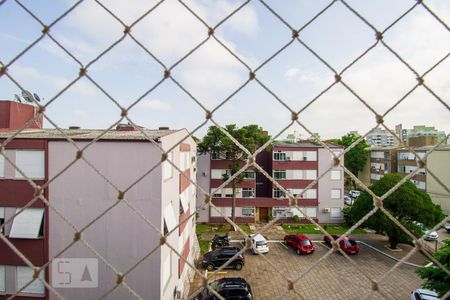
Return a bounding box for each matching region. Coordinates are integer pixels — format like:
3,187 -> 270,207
323,234 -> 359,255
284,234 -> 315,255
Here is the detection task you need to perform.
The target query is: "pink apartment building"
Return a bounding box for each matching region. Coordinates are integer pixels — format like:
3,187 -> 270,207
0,100 -> 197,300
197,141 -> 345,224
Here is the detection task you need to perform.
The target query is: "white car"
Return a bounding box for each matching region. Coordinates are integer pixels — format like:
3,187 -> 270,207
412,221 -> 439,241
344,195 -> 354,205
410,289 -> 439,300
349,190 -> 362,198
250,233 -> 269,254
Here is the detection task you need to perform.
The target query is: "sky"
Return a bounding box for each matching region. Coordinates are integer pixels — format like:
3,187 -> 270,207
0,0 -> 449,140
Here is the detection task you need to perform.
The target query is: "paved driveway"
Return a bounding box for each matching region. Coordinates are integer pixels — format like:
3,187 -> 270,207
189,241 -> 423,300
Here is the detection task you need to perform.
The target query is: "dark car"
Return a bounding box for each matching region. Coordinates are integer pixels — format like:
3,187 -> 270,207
202,247 -> 245,271
283,234 -> 315,255
195,277 -> 253,300
323,234 -> 360,255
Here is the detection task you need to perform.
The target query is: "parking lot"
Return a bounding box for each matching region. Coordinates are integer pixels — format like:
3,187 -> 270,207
189,240 -> 423,300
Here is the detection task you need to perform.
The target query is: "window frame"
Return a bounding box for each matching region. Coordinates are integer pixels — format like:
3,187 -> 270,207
273,151 -> 287,161
242,188 -> 255,198
14,150 -> 45,179
331,189 -> 341,199
273,170 -> 286,180
9,208 -> 45,239
16,266 -> 45,295
241,207 -> 254,217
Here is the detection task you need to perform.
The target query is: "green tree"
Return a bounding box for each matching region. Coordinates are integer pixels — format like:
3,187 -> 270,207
198,125 -> 270,227
332,133 -> 370,189
348,173 -> 444,249
416,239 -> 450,297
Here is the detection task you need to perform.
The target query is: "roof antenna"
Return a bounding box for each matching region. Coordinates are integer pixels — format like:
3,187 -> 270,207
21,90 -> 34,103
14,94 -> 22,103
33,93 -> 41,102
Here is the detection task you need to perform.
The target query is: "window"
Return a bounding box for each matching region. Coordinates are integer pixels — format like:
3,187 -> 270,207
211,188 -> 222,198
9,208 -> 44,239
179,200 -> 184,215
0,154 -> 4,177
272,207 -> 289,218
211,207 -> 232,217
162,252 -> 172,290
305,170 -> 317,180
305,151 -> 317,161
273,170 -> 286,180
163,203 -> 177,233
0,265 -> 4,293
179,190 -> 189,213
331,189 -> 341,199
242,207 -> 254,216
398,165 -> 406,173
17,266 -> 45,294
289,189 -> 302,197
163,152 -> 173,180
0,207 -> 4,234
331,170 -> 341,180
211,169 -> 224,179
242,188 -> 255,198
306,207 -> 317,218
273,188 -> 285,198
15,150 -> 45,179
273,151 -> 287,161
243,171 -> 255,179
305,189 -> 317,199
224,188 -> 233,198
330,207 -> 342,218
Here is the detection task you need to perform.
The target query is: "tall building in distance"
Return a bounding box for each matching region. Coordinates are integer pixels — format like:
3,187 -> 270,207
366,127 -> 399,147
395,124 -> 447,146
196,141 -> 345,224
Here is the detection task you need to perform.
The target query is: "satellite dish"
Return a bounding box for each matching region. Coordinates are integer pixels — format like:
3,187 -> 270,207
14,94 -> 22,103
21,90 -> 34,103
33,93 -> 41,102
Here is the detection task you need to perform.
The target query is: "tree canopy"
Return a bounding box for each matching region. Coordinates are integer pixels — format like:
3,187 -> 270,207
348,173 -> 444,249
331,133 -> 370,188
416,239 -> 450,297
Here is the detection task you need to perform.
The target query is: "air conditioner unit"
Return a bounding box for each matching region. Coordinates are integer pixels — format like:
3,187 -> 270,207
202,171 -> 207,176
286,157 -> 291,161
303,157 -> 307,161
323,208 -> 330,213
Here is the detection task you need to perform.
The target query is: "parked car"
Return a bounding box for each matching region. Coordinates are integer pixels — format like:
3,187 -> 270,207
410,289 -> 439,300
349,190 -> 362,198
202,246 -> 245,271
211,233 -> 231,250
323,234 -> 360,255
283,234 -> 315,255
444,222 -> 450,234
194,277 -> 253,300
344,195 -> 354,205
412,221 -> 439,241
249,233 -> 269,254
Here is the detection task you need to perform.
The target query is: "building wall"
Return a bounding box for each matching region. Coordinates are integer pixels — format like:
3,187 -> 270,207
0,139 -> 48,300
317,148 -> 344,223
160,130 -> 197,300
48,140 -> 163,300
426,150 -> 450,215
0,101 -> 43,130
196,154 -> 210,223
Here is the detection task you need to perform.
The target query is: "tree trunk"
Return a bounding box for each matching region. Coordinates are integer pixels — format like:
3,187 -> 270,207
389,235 -> 399,249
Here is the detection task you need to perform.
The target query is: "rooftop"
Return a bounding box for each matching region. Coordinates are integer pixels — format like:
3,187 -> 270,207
274,141 -> 343,148
0,128 -> 178,141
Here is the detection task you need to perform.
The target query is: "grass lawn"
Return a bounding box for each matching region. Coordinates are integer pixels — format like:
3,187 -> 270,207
282,224 -> 366,235
198,239 -> 211,255
196,223 -> 253,236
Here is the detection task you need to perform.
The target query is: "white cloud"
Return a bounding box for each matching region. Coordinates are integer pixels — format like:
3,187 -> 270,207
136,99 -> 171,111
285,68 -> 300,78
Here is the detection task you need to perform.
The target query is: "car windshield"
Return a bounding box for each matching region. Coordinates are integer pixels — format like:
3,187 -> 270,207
256,240 -> 267,246
302,240 -> 311,246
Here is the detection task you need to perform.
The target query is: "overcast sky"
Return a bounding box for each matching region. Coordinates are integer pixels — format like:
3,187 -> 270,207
0,0 -> 449,140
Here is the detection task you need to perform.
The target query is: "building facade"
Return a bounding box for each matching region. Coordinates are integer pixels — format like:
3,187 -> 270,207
397,148 -> 427,191
426,146 -> 450,215
369,147 -> 398,184
0,101 -> 197,300
197,141 -> 345,224
366,128 -> 399,147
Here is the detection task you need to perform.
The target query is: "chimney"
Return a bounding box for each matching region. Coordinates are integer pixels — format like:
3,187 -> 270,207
158,126 -> 170,130
116,123 -> 137,131
0,100 -> 43,130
